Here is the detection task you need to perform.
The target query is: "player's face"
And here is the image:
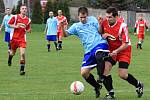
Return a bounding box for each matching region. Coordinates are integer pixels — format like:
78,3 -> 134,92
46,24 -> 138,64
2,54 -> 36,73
78,13 -> 87,24
58,10 -> 62,16
20,6 -> 27,15
139,15 -> 143,20
49,12 -> 53,17
6,8 -> 11,15
106,13 -> 116,26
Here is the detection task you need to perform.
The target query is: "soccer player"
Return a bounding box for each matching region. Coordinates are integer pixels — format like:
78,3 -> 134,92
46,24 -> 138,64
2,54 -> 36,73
101,7 -> 144,99
0,8 -> 13,50
8,5 -> 31,75
44,11 -> 58,52
56,10 -> 68,50
61,6 -> 109,98
134,14 -> 148,49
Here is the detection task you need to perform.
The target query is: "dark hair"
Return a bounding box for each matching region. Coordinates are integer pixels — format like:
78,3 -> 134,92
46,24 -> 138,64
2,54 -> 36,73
106,7 -> 118,17
20,4 -> 27,8
78,6 -> 88,16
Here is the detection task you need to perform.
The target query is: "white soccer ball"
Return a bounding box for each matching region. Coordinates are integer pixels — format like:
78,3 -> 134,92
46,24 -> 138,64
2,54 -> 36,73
70,81 -> 84,95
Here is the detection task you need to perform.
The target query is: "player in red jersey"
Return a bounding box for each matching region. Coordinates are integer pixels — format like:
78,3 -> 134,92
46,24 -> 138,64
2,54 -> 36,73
56,10 -> 68,50
100,7 -> 144,99
134,14 -> 148,49
8,5 -> 31,75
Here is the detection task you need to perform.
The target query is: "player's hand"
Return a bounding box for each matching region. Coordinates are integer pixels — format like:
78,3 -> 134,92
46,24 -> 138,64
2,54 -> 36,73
146,29 -> 149,32
102,33 -> 109,39
109,50 -> 118,56
133,33 -> 137,36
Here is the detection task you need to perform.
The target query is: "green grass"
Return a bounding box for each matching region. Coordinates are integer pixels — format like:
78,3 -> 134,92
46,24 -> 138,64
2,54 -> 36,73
0,24 -> 150,100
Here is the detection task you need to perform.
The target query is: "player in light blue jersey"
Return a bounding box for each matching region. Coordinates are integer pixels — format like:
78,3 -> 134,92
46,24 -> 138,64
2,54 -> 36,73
44,11 -> 59,52
0,8 -> 13,50
61,7 -> 109,98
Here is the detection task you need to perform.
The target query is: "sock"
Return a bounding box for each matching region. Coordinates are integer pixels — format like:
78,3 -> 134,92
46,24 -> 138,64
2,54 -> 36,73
8,55 -> 13,63
58,41 -> 62,49
54,42 -> 57,50
47,44 -> 50,50
20,60 -> 25,71
103,75 -> 114,94
125,73 -> 138,88
95,52 -> 105,81
85,74 -> 100,88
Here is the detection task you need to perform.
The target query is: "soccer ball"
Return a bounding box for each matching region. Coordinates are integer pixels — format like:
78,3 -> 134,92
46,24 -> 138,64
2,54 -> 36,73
70,81 -> 84,95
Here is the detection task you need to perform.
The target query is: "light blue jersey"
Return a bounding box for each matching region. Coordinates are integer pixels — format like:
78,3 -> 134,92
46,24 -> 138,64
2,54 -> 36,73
66,16 -> 108,53
2,14 -> 13,33
46,17 -> 58,35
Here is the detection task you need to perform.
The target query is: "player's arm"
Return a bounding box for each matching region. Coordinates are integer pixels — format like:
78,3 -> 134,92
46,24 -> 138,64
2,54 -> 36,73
44,21 -> 48,34
61,21 -> 68,37
0,17 -> 5,32
133,21 -> 138,35
145,21 -> 149,31
109,43 -> 128,56
8,16 -> 20,28
110,23 -> 129,56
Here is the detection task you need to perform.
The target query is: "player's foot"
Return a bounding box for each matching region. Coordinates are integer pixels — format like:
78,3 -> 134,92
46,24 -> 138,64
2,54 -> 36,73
136,82 -> 144,98
94,84 -> 102,98
103,93 -> 116,100
48,49 -> 50,52
20,71 -> 25,75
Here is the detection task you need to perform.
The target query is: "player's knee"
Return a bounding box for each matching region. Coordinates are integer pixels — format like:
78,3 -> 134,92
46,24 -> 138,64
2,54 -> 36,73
118,72 -> 128,80
81,69 -> 90,79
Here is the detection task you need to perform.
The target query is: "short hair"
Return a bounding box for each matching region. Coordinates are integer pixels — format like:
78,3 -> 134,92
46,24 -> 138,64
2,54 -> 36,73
106,7 -> 118,17
78,6 -> 88,16
20,4 -> 27,9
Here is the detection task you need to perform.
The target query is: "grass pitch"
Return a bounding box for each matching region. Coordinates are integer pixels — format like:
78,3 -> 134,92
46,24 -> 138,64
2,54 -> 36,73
0,24 -> 150,100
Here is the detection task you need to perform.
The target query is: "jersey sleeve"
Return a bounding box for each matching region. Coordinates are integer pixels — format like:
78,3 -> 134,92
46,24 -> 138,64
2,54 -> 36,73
8,15 -> 16,25
26,18 -> 31,30
144,20 -> 148,29
121,23 -> 129,43
134,21 -> 138,28
66,23 -> 77,36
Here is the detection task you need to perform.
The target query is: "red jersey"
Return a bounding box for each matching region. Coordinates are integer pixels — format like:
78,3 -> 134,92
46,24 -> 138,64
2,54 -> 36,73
8,14 -> 31,42
118,16 -> 125,23
56,15 -> 68,32
102,19 -> 131,52
135,19 -> 148,34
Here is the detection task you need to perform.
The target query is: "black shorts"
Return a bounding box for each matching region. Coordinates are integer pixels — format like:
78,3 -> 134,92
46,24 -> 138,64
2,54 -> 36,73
105,57 -> 129,69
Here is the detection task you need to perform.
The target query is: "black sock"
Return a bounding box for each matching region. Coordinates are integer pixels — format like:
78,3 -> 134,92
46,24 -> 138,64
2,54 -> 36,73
138,43 -> 142,49
58,41 -> 62,49
85,74 -> 100,88
47,44 -> 50,50
103,75 -> 114,93
125,73 -> 138,88
54,42 -> 57,49
20,60 -> 25,71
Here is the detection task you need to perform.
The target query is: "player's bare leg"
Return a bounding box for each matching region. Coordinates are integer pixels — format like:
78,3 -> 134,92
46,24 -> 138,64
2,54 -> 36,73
19,48 -> 26,75
8,49 -> 15,66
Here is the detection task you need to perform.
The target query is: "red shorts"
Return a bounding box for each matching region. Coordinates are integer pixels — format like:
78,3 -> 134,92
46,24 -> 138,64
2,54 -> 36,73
138,34 -> 144,39
57,30 -> 63,39
111,46 -> 131,64
10,39 -> 26,51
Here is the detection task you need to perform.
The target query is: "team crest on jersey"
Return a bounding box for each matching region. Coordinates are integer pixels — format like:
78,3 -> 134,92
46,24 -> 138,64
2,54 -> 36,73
139,24 -> 144,26
18,23 -> 26,28
105,33 -> 116,41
